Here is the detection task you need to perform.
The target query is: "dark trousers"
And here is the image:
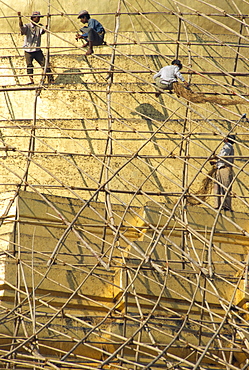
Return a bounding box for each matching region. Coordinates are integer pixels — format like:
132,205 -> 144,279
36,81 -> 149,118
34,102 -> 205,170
25,50 -> 53,80
81,27 -> 105,46
213,166 -> 233,209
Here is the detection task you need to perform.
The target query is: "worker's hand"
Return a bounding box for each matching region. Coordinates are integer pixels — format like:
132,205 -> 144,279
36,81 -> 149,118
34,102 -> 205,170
209,155 -> 217,166
75,34 -> 82,40
184,81 -> 190,90
17,12 -> 21,17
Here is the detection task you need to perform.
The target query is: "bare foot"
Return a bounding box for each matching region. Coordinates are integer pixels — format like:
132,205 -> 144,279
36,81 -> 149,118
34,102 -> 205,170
85,48 -> 94,55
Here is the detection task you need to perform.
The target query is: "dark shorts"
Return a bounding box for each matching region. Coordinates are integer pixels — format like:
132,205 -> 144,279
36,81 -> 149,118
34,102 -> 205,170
25,50 -> 45,72
25,50 -> 52,78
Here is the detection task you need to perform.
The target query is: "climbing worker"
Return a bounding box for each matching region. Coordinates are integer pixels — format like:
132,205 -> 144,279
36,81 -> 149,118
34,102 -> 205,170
212,134 -> 236,211
187,134 -> 236,210
76,10 -> 105,56
153,59 -> 189,97
18,11 -> 54,84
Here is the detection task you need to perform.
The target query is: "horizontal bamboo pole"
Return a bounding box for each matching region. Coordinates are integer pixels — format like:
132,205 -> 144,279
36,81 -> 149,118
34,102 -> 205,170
1,68 -> 249,77
1,40 -> 249,48
1,85 -> 249,95
0,184 -> 247,199
2,11 -> 249,19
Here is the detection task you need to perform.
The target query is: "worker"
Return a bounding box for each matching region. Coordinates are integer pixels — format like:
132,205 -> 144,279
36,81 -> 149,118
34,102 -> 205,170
153,59 -> 189,97
76,10 -> 105,56
212,134 -> 236,211
18,11 -> 54,84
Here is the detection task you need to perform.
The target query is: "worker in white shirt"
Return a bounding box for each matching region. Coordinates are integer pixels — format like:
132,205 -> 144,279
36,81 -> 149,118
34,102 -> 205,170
153,59 -> 189,97
18,11 -> 54,84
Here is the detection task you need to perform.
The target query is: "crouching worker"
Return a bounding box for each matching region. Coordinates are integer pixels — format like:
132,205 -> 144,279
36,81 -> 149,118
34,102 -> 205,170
153,59 -> 189,97
18,11 -> 54,84
76,10 -> 105,56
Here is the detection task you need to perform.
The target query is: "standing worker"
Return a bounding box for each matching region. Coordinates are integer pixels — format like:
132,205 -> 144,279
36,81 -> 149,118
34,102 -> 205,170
18,11 -> 54,84
153,59 -> 189,97
76,10 -> 105,56
212,135 -> 236,211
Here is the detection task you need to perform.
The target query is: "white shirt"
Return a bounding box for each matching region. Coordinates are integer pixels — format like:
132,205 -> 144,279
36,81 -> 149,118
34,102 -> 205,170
217,142 -> 234,169
20,22 -> 45,53
153,65 -> 185,85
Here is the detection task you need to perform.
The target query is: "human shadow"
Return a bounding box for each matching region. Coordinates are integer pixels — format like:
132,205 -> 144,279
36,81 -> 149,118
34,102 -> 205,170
132,103 -> 168,124
55,68 -> 84,84
131,103 -> 172,202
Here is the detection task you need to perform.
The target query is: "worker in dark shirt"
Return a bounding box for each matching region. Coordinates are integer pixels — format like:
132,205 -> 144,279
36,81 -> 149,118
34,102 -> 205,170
76,10 -> 105,55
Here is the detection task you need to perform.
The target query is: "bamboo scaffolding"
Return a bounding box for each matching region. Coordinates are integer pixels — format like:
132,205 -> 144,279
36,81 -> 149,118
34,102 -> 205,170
0,0 -> 249,369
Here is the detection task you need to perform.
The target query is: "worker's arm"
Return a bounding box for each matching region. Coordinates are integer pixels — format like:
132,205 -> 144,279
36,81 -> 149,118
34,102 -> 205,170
177,73 -> 190,88
18,11 -> 27,35
40,24 -> 47,35
153,69 -> 161,80
175,68 -> 185,82
17,12 -> 23,28
76,27 -> 88,40
175,67 -> 190,88
183,80 -> 190,89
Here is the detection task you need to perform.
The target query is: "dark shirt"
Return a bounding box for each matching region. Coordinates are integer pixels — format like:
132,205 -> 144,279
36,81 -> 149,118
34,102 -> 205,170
87,18 -> 105,33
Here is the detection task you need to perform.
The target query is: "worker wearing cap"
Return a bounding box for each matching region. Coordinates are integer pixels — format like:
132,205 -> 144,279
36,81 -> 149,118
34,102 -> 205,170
18,11 -> 54,84
76,10 -> 105,55
153,59 -> 189,97
212,134 -> 236,211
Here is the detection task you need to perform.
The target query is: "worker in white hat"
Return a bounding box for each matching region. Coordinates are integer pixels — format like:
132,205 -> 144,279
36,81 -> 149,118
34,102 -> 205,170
17,11 -> 54,84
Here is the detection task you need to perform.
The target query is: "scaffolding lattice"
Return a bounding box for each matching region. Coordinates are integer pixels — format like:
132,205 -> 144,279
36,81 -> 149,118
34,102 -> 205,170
0,1 -> 249,369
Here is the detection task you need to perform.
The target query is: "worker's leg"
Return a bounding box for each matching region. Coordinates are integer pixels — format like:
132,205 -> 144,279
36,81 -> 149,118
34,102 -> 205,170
25,51 -> 35,84
85,28 -> 104,55
154,77 -> 172,97
219,167 -> 233,209
88,28 -> 104,46
154,77 -> 171,90
213,169 -> 221,209
34,50 -> 54,83
85,40 -> 94,55
78,27 -> 90,47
